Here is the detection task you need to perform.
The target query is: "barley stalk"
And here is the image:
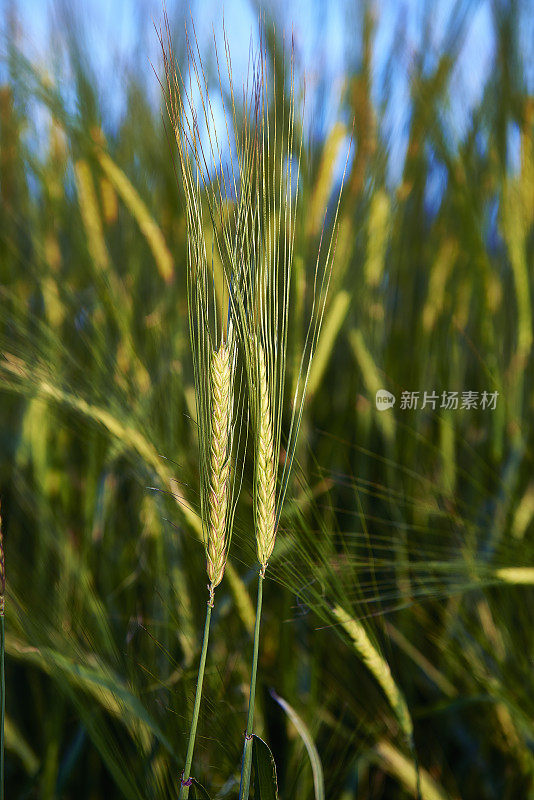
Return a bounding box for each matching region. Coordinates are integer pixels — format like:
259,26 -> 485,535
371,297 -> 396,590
179,339 -> 235,799
237,30 -> 349,798
160,20 -> 248,795
160,19 -> 346,798
239,570 -> 264,800
239,345 -> 277,799
179,601 -> 212,800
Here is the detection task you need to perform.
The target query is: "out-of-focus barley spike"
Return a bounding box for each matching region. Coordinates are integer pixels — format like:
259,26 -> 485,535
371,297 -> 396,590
332,604 -> 414,742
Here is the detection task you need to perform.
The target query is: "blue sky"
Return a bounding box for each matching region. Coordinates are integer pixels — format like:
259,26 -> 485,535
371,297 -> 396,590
2,0 -> 531,184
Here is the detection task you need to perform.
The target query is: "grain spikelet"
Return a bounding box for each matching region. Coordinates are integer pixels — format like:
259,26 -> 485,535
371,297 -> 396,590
255,344 -> 276,569
207,340 -> 232,590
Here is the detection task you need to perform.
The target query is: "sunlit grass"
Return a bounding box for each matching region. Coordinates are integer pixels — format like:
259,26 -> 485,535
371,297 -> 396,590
0,2 -> 533,798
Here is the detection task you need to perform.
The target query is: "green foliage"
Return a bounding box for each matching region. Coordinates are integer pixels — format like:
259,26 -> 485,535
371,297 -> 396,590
270,691 -> 324,800
0,2 -> 533,799
252,736 -> 278,800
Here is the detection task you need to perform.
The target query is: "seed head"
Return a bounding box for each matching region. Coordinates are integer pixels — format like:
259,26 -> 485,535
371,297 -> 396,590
255,345 -> 276,568
206,341 -> 232,591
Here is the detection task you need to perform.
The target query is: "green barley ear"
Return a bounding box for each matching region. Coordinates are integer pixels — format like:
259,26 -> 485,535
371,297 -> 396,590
227,34 -> 351,562
206,337 -> 233,592
255,343 -> 276,569
160,17 -> 246,591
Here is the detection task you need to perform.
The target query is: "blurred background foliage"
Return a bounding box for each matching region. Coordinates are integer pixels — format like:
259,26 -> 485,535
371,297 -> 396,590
0,0 -> 533,797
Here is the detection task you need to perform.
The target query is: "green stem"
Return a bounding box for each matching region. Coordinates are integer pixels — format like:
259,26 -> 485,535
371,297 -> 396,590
179,597 -> 213,800
239,569 -> 264,800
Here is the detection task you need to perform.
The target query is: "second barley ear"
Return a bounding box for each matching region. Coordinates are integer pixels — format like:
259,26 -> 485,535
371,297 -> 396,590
207,339 -> 233,594
255,344 -> 276,570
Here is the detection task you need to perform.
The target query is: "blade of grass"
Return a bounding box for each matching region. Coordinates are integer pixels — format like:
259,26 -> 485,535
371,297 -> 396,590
270,690 -> 324,800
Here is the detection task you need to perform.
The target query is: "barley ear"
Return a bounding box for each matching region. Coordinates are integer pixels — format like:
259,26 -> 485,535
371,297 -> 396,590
206,340 -> 232,593
332,605 -> 414,742
255,344 -> 277,569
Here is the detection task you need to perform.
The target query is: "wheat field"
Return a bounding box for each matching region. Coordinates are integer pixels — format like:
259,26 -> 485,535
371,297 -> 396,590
0,1 -> 533,798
